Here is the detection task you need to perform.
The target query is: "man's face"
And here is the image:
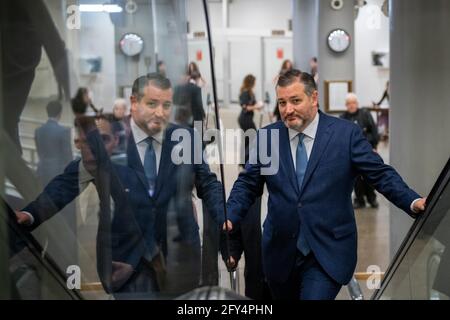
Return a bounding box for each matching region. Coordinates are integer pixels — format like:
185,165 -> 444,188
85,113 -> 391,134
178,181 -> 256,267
131,83 -> 172,136
277,81 -> 318,132
75,119 -> 118,173
113,104 -> 127,119
346,97 -> 359,114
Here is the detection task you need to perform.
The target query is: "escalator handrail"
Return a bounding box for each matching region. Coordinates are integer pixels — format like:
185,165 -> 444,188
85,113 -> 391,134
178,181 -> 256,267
1,198 -> 83,300
372,157 -> 450,299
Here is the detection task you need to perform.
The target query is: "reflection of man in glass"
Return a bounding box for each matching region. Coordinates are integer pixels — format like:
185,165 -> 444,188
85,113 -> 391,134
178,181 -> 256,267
126,73 -> 224,295
16,116 -> 147,293
16,73 -> 225,297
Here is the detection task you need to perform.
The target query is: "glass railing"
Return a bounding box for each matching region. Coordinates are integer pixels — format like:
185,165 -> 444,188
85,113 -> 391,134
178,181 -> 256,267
373,157 -> 450,300
1,0 -> 237,300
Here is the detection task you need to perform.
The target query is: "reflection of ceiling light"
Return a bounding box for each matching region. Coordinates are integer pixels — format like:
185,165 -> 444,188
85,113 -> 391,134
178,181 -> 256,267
79,4 -> 123,13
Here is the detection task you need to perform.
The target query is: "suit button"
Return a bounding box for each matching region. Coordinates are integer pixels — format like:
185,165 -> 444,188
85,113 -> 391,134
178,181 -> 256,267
298,202 -> 302,208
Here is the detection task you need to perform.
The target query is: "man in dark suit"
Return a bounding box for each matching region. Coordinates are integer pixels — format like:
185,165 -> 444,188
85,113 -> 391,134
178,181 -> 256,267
340,93 -> 380,209
223,70 -> 426,300
125,74 -> 224,295
35,100 -> 73,186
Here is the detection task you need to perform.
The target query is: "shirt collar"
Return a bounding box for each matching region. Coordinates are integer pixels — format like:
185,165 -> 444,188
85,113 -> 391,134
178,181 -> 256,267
78,160 -> 94,185
130,117 -> 163,145
288,111 -> 320,141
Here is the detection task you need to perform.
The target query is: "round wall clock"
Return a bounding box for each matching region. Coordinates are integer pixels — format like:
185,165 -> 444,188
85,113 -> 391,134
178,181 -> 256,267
119,33 -> 144,57
327,29 -> 351,53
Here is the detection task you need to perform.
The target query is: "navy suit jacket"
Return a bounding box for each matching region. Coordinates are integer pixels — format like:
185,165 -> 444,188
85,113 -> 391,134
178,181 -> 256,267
227,111 -> 421,285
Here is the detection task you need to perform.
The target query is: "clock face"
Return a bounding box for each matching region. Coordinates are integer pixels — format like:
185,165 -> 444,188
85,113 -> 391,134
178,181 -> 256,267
327,29 -> 351,53
120,33 -> 144,57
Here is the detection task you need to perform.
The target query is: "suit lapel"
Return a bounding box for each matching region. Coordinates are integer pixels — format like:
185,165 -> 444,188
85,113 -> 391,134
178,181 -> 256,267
300,112 -> 334,196
154,126 -> 176,198
126,133 -> 149,191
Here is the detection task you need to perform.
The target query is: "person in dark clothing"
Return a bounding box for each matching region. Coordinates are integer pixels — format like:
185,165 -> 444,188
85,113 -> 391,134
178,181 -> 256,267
1,0 -> 70,151
35,100 -> 73,186
188,62 -> 207,88
341,93 -> 380,209
71,87 -> 101,117
221,197 -> 272,300
173,74 -> 205,127
238,75 -> 262,165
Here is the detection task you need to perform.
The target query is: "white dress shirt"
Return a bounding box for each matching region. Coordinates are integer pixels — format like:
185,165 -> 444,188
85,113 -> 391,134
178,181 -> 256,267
288,111 -> 320,170
130,118 -> 163,173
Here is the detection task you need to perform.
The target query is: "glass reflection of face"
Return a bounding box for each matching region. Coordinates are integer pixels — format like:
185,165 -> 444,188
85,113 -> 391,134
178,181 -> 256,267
277,80 -> 318,132
75,119 -> 118,173
131,83 -> 172,136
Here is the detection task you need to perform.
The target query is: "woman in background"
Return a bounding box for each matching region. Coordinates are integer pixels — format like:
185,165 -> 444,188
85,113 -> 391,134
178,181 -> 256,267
188,61 -> 207,88
71,87 -> 100,117
238,74 -> 262,166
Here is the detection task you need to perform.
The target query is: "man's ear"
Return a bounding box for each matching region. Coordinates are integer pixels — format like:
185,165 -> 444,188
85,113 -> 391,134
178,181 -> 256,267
130,95 -> 137,113
312,90 -> 319,108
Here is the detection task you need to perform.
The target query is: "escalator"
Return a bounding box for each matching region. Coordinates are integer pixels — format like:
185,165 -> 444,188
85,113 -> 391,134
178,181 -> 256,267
373,157 -> 450,300
0,199 -> 82,299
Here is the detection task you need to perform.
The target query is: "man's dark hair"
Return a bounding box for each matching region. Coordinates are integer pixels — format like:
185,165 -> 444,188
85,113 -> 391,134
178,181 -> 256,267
277,69 -> 317,97
46,100 -> 63,118
132,72 -> 172,102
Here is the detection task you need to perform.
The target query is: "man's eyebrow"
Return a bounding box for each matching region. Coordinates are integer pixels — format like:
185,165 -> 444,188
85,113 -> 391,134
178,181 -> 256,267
278,95 -> 301,101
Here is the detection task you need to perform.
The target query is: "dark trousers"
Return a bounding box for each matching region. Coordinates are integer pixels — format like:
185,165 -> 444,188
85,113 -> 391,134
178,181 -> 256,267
268,252 -> 341,300
354,175 -> 376,205
114,260 -> 159,298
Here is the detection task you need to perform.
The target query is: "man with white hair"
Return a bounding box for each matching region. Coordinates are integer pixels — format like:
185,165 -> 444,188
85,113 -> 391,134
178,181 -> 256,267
112,98 -> 130,154
341,93 -> 380,209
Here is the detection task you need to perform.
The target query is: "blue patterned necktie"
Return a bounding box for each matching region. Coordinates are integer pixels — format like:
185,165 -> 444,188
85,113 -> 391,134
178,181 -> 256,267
296,133 -> 311,256
144,137 -> 157,197
296,133 -> 308,191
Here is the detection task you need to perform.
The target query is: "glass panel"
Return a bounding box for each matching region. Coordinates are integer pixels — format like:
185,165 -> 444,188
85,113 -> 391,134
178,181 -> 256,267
376,161 -> 450,300
1,0 -> 229,299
